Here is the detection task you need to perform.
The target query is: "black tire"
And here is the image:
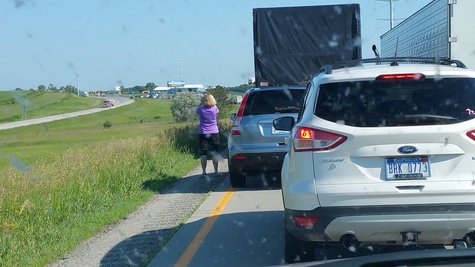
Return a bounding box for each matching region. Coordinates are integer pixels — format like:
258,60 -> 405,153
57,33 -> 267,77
284,231 -> 317,263
229,169 -> 246,188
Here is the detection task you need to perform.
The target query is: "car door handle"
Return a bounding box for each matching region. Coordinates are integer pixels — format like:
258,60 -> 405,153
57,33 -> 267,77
284,137 -> 289,146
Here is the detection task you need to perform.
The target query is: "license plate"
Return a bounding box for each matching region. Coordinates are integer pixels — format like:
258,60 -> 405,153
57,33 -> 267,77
385,157 -> 431,180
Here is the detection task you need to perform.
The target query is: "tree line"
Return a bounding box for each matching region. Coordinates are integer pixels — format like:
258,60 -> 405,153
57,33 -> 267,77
10,82 -> 252,95
14,83 -> 79,94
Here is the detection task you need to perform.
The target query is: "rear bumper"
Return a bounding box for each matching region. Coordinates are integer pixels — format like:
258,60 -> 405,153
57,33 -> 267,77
228,152 -> 287,173
286,203 -> 475,245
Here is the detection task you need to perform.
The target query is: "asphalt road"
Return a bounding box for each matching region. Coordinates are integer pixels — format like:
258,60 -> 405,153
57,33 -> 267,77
149,175 -> 285,267
0,96 -> 133,131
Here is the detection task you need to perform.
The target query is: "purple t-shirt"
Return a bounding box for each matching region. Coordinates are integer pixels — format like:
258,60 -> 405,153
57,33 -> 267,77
197,105 -> 219,134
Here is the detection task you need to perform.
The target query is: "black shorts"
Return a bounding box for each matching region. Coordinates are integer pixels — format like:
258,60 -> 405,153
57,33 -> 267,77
199,133 -> 219,158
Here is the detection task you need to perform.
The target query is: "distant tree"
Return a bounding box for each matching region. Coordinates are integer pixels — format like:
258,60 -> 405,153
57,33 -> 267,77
48,83 -> 57,92
227,84 -> 252,93
15,88 -> 23,91
206,85 -> 232,119
170,93 -> 200,122
37,85 -> 46,92
145,82 -> 156,91
63,85 -> 77,94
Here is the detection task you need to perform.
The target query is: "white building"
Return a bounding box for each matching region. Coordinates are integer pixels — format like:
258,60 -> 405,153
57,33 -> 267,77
153,83 -> 206,94
153,86 -> 171,92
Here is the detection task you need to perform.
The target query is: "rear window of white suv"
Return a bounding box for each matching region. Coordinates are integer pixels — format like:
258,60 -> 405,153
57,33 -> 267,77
315,78 -> 475,127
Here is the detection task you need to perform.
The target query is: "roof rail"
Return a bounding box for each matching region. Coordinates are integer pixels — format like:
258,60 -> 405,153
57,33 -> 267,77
318,65 -> 332,75
331,57 -> 467,69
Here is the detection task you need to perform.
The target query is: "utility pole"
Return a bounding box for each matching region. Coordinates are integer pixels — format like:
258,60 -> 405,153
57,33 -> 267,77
177,61 -> 183,82
75,65 -> 79,96
377,0 -> 397,29
389,0 -> 394,29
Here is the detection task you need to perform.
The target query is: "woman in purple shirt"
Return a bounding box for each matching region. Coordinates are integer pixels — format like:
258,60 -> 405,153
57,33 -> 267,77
197,94 -> 220,178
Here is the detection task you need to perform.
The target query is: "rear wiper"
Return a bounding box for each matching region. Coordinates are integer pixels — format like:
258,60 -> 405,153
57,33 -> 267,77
404,114 -> 458,121
275,106 -> 300,113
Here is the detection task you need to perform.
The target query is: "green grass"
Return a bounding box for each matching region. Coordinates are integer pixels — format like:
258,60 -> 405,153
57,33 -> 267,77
0,91 -> 102,123
0,136 -> 198,267
0,99 -> 173,168
0,98 -> 208,266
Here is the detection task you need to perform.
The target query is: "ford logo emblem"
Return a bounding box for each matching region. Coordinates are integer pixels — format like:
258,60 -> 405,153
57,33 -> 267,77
398,146 -> 418,154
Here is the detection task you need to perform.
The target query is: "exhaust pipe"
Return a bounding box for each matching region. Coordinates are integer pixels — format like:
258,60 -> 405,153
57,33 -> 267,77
341,234 -> 359,253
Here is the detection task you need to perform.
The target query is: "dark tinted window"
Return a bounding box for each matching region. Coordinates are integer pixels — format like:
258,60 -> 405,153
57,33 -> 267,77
243,89 -> 305,116
315,78 -> 475,127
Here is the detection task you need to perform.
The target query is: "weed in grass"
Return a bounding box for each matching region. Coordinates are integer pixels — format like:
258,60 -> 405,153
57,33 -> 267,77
103,120 -> 112,129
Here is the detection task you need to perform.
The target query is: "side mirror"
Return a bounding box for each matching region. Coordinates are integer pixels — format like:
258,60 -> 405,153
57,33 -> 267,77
230,113 -> 236,121
273,116 -> 295,131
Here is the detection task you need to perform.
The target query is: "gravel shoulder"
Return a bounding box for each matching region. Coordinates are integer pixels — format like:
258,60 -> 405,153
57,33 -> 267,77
49,160 -> 228,267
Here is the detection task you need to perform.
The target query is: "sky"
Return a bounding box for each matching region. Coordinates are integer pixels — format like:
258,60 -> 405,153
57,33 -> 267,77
0,0 -> 433,91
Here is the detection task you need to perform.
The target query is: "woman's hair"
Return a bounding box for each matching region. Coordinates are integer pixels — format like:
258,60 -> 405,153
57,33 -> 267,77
201,94 -> 217,107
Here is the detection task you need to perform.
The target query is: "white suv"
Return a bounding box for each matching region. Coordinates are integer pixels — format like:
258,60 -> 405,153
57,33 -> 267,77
274,58 -> 475,263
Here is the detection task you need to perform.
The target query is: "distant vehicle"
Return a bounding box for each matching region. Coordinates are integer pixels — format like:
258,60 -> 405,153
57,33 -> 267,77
103,99 -> 114,108
148,93 -> 158,99
231,95 -> 242,104
381,0 -> 475,70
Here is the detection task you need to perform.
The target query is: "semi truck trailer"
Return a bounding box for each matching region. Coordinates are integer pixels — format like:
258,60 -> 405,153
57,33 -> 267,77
381,0 -> 475,69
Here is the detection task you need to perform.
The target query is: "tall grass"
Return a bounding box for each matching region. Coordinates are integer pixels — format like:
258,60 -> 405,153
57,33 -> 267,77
0,129 -> 200,266
165,120 -> 232,157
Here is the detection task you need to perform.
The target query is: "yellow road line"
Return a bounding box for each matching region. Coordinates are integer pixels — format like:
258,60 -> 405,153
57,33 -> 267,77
175,187 -> 235,267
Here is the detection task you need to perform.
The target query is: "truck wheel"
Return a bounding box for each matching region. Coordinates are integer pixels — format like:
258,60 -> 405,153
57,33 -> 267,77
229,169 -> 246,188
284,231 -> 317,263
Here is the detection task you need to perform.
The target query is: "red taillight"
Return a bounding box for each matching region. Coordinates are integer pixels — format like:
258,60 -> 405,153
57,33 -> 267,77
466,130 -> 475,141
236,93 -> 249,118
293,127 -> 347,152
231,129 -> 241,135
376,73 -> 425,80
231,93 -> 250,136
294,216 -> 319,228
233,155 -> 247,160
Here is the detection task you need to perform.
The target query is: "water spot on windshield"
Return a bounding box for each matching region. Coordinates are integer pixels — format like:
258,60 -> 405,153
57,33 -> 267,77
255,46 -> 262,56
333,6 -> 342,15
9,156 -> 28,172
347,244 -> 357,253
12,0 -> 30,8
